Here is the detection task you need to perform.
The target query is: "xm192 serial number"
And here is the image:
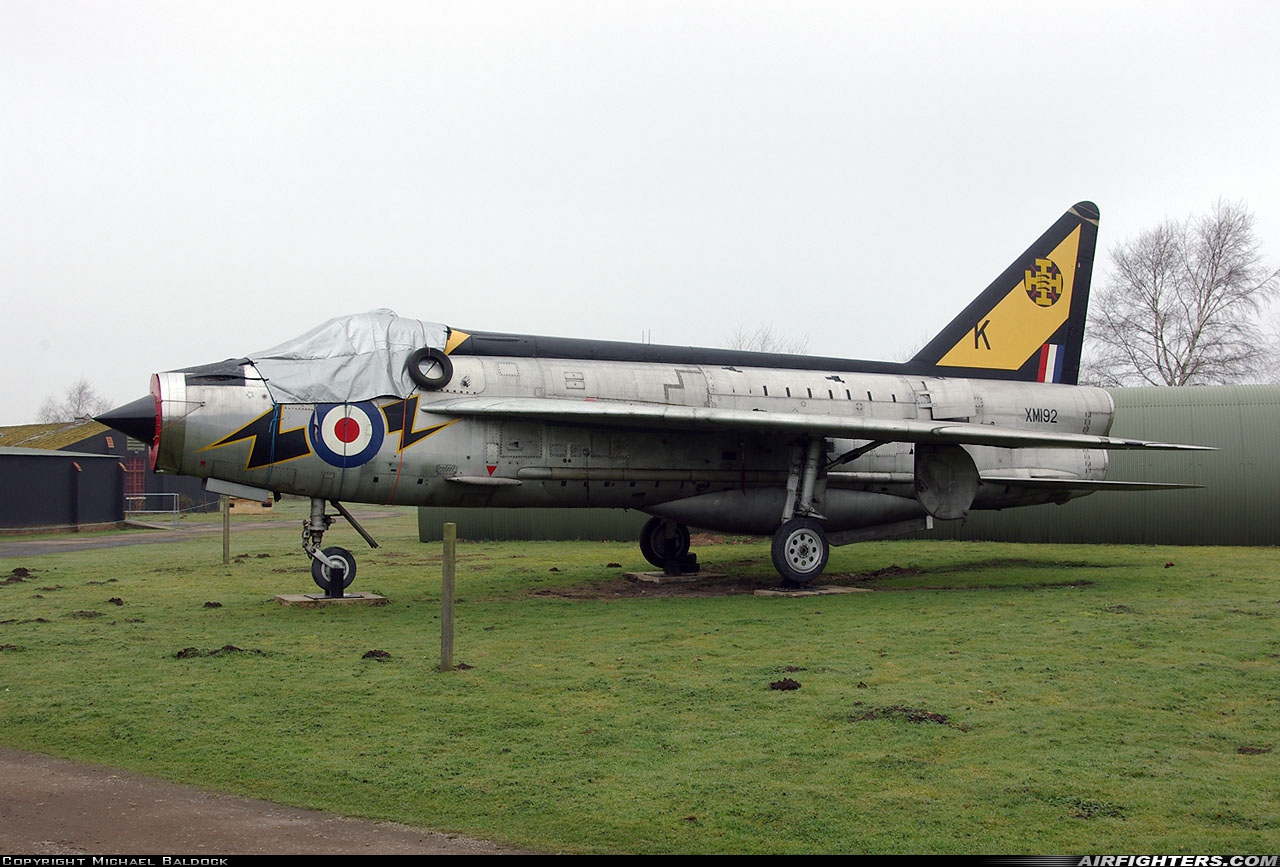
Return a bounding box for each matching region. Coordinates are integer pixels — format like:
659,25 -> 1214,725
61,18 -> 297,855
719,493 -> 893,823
1025,407 -> 1058,423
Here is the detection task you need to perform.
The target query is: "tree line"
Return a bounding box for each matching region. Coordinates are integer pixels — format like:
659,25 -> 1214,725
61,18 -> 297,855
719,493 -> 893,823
1083,199 -> 1279,387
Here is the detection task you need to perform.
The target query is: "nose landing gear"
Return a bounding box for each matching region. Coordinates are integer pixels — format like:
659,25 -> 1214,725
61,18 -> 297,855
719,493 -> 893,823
302,498 -> 379,597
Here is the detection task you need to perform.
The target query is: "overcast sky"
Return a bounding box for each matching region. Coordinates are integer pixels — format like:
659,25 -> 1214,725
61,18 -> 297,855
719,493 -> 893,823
3,0 -> 1278,425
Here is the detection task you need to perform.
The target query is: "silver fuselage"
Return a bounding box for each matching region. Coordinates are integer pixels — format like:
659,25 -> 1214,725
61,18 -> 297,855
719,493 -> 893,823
154,354 -> 1112,536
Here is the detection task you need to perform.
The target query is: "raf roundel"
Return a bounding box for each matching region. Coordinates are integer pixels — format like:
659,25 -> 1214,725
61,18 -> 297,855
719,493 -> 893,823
309,402 -> 385,468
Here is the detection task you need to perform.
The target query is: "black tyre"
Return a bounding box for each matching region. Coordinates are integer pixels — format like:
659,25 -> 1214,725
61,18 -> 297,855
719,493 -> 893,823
311,546 -> 357,591
407,347 -> 453,390
638,517 -> 690,569
770,517 -> 829,584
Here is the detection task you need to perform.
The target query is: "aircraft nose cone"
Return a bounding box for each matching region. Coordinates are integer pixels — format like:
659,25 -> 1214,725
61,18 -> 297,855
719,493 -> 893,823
96,395 -> 159,443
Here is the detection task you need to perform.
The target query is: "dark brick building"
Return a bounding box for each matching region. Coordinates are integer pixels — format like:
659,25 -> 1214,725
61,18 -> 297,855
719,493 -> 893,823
0,419 -> 216,531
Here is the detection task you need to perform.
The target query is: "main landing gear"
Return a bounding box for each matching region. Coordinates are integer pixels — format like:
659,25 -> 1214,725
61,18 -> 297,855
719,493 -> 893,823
639,517 -> 698,575
302,497 -> 380,597
636,438 -> 834,585
637,513 -> 830,585
770,438 -> 831,586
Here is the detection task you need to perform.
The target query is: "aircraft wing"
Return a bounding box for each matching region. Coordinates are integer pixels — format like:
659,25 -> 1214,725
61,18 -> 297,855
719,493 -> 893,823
425,397 -> 1212,452
980,477 -> 1202,491
828,473 -> 1202,491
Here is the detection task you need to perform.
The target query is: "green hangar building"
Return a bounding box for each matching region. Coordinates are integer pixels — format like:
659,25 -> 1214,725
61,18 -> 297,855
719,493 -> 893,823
928,384 -> 1277,546
419,385 -> 1279,547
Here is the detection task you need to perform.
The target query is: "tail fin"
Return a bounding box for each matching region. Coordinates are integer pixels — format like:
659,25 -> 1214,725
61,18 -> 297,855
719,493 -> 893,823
908,201 -> 1099,385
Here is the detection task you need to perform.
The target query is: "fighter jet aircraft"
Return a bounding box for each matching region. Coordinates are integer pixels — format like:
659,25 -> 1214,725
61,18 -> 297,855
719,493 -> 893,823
99,202 -> 1204,591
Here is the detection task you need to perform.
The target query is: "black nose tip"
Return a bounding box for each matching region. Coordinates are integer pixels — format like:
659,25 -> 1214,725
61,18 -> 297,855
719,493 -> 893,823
96,395 -> 159,443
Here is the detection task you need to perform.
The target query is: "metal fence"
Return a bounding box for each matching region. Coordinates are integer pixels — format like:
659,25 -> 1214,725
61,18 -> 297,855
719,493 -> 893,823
125,492 -> 180,528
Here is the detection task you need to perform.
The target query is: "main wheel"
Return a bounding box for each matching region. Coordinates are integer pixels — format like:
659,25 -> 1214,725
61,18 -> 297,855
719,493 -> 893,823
771,518 -> 829,585
638,517 -> 690,569
311,546 -> 357,591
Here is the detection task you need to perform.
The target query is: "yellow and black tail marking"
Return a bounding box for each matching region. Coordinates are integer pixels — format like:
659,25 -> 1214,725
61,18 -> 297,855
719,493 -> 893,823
908,201 -> 1099,384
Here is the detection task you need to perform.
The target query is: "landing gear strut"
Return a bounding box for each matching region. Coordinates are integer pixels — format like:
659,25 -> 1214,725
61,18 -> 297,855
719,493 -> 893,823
770,438 -> 831,585
302,498 -> 379,597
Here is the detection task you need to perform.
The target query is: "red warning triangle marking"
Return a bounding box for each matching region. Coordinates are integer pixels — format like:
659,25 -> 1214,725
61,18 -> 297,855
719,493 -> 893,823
487,465 -> 497,476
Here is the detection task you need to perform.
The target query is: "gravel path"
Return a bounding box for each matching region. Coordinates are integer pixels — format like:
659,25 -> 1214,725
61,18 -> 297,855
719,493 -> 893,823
0,748 -> 529,855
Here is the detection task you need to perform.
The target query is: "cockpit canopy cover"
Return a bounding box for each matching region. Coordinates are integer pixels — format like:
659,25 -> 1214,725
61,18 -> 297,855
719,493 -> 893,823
247,309 -> 447,404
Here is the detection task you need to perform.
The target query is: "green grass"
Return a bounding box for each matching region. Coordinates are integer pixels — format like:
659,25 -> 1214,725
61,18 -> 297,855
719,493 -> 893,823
1,511 -> 1277,853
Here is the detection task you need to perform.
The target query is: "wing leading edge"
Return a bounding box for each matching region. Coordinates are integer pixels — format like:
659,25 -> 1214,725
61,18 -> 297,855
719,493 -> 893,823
424,396 -> 1212,453
980,477 -> 1201,491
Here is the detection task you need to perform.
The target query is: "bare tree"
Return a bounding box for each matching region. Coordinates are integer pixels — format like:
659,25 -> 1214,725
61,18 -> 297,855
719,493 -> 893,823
726,323 -> 810,355
893,331 -> 934,364
1082,200 -> 1279,386
37,378 -> 114,423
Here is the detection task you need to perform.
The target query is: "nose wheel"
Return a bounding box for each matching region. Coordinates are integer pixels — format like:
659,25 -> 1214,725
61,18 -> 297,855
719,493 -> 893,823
311,546 -> 357,592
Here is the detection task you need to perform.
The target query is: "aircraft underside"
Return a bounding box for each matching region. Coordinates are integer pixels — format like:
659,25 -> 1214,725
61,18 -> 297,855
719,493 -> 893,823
191,401 -> 1106,586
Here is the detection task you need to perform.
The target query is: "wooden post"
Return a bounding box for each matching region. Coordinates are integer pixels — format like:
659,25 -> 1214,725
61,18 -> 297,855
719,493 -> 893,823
440,522 -> 456,672
221,495 -> 230,565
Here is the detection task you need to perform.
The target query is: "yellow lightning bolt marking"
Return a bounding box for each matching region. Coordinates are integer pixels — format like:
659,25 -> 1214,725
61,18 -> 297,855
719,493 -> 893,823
444,329 -> 471,355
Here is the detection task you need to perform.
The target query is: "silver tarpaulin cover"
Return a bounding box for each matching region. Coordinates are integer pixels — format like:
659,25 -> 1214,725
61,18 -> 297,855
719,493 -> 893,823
247,310 -> 447,404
